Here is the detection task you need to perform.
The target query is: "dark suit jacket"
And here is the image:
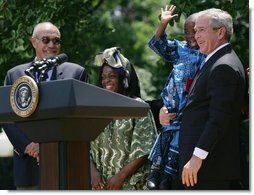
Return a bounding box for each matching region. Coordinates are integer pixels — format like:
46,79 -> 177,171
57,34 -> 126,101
3,61 -> 88,187
179,44 -> 246,182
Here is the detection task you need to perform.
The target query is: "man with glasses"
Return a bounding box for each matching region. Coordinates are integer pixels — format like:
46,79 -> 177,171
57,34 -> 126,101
2,22 -> 88,190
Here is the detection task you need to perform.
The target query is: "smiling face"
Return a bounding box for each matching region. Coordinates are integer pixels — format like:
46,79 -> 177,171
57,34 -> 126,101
30,23 -> 61,60
101,65 -> 120,93
194,15 -> 226,55
184,21 -> 199,49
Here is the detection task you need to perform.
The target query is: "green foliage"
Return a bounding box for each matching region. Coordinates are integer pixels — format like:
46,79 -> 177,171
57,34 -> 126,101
0,0 -> 249,99
0,0 -> 249,189
170,0 -> 249,68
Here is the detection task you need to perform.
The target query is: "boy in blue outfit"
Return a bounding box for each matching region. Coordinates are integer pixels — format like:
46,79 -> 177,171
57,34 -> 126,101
147,5 -> 206,190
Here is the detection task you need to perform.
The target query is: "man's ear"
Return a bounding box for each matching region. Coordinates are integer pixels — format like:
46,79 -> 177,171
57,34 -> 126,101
218,26 -> 227,40
30,37 -> 36,49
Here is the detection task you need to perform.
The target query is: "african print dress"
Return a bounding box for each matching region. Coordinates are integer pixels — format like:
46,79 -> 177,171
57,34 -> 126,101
90,98 -> 157,190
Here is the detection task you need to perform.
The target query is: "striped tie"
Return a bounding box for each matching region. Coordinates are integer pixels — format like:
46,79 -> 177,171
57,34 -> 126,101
199,60 -> 206,71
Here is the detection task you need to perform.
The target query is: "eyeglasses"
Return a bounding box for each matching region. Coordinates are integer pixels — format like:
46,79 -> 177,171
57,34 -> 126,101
35,36 -> 61,45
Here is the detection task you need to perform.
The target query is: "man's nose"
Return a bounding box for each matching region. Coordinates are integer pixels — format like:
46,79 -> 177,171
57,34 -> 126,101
47,41 -> 55,47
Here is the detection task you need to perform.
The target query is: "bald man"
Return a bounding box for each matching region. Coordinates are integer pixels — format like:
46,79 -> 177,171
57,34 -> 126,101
3,22 -> 88,190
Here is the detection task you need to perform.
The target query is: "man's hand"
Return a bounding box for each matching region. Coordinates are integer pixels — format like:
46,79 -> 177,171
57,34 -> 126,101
181,155 -> 202,187
159,106 -> 176,125
25,142 -> 39,160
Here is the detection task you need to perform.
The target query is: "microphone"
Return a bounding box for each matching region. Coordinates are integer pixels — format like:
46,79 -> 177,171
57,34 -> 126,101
38,53 -> 68,71
24,60 -> 45,76
25,53 -> 68,80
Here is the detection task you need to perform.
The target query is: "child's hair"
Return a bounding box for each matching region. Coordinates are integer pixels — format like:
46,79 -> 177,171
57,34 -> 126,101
185,12 -> 199,24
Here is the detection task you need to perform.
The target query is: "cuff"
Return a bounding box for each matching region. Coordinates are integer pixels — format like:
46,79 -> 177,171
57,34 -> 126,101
193,147 -> 208,160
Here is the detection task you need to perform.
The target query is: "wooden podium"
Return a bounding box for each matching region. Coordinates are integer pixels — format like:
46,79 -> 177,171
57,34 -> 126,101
0,79 -> 150,190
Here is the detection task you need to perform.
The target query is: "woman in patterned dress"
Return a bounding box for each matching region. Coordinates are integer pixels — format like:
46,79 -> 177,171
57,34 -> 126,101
90,47 -> 158,190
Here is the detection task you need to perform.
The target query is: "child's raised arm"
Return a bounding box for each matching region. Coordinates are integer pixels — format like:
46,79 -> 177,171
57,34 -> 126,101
154,5 -> 178,42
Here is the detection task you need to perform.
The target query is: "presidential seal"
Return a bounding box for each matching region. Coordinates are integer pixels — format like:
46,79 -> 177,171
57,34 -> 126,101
10,76 -> 39,117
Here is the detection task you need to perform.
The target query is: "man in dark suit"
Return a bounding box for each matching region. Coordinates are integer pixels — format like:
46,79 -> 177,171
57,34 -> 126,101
177,8 -> 246,190
2,22 -> 88,190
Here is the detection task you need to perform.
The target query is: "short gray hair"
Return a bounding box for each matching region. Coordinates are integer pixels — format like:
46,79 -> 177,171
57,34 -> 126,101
198,8 -> 233,40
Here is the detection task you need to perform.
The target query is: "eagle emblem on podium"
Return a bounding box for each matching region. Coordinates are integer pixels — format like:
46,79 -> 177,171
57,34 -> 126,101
10,76 -> 39,117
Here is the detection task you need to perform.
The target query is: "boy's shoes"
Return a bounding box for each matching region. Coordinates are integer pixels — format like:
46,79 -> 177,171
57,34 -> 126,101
159,172 -> 172,190
147,167 -> 160,190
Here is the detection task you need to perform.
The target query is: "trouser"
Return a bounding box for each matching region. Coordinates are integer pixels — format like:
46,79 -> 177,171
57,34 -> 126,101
171,176 -> 235,190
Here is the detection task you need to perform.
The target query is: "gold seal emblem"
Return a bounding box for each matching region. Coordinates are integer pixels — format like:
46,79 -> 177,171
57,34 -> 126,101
10,76 -> 39,117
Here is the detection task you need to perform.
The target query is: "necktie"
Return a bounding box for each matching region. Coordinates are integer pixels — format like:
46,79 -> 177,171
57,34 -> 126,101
188,60 -> 206,93
199,60 -> 206,71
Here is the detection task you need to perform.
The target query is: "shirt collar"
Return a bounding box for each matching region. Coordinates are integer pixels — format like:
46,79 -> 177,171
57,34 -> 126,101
204,42 -> 230,62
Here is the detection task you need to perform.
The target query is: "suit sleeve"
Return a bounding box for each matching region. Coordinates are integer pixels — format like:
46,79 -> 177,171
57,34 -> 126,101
2,123 -> 32,156
3,72 -> 32,156
196,64 -> 243,151
79,68 -> 89,83
4,71 -> 12,86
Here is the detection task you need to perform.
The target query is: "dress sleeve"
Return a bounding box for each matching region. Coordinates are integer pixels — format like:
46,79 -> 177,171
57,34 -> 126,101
128,106 -> 158,162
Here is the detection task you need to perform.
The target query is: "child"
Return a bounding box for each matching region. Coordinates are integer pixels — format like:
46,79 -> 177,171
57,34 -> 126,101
147,5 -> 206,190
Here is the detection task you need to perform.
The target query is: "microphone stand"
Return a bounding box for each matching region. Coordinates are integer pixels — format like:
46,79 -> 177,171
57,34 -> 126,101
38,61 -> 50,82
25,60 -> 50,83
25,53 -> 68,82
25,62 -> 37,81
38,69 -> 49,82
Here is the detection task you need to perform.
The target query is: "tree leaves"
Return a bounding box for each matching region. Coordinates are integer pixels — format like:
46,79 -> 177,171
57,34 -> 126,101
0,0 -> 249,100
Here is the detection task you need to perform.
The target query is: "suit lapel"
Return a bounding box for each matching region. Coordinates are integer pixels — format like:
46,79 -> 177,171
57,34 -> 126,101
51,66 -> 64,80
189,68 -> 202,93
188,44 -> 232,94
